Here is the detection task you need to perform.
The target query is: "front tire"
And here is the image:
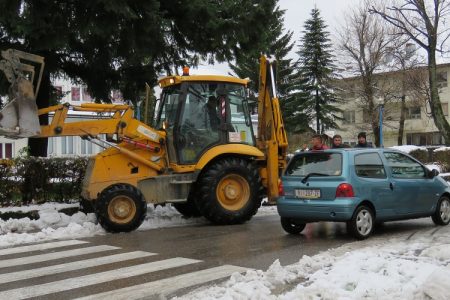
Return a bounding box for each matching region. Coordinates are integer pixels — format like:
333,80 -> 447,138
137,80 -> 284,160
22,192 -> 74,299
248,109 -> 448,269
347,205 -> 374,240
96,184 -> 147,233
280,217 -> 306,234
432,196 -> 450,225
195,157 -> 263,225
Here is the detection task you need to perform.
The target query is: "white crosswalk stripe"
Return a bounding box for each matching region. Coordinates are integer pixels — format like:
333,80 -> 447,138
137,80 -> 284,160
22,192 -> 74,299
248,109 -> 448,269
0,251 -> 155,284
0,239 -> 249,299
76,265 -> 249,300
0,245 -> 119,269
0,240 -> 88,256
0,257 -> 200,300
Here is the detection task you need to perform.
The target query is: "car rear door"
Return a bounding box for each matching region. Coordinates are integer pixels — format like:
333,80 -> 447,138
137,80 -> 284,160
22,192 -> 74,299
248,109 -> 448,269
353,152 -> 393,218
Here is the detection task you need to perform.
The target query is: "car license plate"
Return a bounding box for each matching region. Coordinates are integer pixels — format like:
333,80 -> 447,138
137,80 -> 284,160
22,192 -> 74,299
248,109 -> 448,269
295,189 -> 321,199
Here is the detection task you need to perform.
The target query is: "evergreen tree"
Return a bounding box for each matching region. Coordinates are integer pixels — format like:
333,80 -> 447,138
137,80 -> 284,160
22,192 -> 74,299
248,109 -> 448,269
229,3 -> 308,132
0,0 -> 277,156
297,8 -> 340,133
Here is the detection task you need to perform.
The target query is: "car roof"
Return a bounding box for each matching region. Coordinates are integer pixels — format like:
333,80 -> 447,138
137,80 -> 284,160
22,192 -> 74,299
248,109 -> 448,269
292,148 -> 406,157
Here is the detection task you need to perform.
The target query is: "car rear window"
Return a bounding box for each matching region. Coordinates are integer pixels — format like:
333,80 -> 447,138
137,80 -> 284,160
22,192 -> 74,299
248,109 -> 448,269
285,153 -> 342,176
354,153 -> 386,178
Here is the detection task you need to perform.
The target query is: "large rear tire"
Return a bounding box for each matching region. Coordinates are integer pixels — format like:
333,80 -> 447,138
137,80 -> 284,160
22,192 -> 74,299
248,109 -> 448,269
173,190 -> 202,218
96,184 -> 147,233
195,157 -> 263,225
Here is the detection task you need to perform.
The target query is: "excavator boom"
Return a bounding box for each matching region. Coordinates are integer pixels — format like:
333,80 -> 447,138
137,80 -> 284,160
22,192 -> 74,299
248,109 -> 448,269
0,49 -> 44,138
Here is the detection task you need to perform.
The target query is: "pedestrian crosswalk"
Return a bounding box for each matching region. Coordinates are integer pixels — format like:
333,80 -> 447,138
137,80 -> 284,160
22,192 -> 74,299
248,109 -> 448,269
0,239 -> 249,299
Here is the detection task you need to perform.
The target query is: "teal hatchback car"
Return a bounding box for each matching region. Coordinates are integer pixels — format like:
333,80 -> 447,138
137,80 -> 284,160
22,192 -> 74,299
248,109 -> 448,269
277,148 -> 450,239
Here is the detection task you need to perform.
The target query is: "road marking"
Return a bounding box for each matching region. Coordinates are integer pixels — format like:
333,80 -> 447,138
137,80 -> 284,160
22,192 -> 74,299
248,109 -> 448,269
0,257 -> 201,300
0,251 -> 155,284
0,240 -> 88,256
0,245 -> 119,269
76,265 -> 249,300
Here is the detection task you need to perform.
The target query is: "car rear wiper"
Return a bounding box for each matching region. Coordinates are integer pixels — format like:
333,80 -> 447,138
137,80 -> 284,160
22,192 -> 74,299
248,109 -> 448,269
301,172 -> 329,183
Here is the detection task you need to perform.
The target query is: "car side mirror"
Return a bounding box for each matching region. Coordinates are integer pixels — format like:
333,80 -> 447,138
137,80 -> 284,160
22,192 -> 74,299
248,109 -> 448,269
428,169 -> 439,178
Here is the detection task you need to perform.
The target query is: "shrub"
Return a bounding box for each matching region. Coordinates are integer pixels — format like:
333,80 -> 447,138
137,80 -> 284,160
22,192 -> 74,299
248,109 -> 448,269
0,156 -> 89,206
433,149 -> 450,172
409,149 -> 429,163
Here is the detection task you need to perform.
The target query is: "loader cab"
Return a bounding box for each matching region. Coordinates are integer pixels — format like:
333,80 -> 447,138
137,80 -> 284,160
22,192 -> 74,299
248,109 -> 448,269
156,75 -> 255,165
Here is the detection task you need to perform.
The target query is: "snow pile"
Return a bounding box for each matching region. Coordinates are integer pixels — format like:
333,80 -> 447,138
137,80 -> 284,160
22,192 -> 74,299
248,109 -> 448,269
434,146 -> 450,152
0,203 -> 278,249
178,228 -> 450,300
389,145 -> 427,153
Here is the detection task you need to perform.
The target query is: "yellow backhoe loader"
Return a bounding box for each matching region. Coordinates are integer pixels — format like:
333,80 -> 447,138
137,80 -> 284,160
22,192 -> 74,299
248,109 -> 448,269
0,49 -> 288,232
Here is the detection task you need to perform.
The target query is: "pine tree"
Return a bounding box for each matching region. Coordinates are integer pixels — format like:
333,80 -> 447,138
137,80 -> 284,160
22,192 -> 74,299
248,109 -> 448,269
0,0 -> 278,156
297,8 -> 340,133
229,3 -> 308,132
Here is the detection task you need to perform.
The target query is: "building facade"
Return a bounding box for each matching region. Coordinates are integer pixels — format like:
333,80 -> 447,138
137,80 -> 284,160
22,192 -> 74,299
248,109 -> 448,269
336,64 -> 449,147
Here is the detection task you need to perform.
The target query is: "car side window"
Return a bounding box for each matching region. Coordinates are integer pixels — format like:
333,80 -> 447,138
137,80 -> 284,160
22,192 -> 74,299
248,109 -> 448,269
354,153 -> 386,178
383,152 -> 425,179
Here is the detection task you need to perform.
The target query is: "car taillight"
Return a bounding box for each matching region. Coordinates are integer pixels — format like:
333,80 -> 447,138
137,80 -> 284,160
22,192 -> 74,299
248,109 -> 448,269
278,180 -> 285,196
336,183 -> 354,198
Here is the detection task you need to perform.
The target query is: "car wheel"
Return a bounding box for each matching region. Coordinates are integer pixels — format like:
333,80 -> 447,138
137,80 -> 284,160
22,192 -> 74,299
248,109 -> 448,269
280,217 -> 306,234
432,196 -> 450,226
96,184 -> 147,233
347,205 -> 374,240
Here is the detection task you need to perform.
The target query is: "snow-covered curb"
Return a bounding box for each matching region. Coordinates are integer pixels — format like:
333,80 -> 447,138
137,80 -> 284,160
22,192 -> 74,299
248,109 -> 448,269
177,225 -> 450,300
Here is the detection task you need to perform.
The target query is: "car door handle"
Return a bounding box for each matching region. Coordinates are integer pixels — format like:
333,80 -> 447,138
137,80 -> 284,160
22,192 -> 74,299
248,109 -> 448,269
389,182 -> 394,191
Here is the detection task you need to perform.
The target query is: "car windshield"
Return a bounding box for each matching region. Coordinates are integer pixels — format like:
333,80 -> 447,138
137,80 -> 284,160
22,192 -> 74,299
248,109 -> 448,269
285,153 -> 342,176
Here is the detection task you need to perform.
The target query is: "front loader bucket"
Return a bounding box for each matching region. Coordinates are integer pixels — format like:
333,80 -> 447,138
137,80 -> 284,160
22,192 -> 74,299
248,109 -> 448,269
0,78 -> 41,138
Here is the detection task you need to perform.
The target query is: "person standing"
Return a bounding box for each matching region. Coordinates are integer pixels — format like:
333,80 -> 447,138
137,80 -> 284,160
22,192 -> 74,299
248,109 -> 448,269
310,134 -> 329,151
331,134 -> 350,148
354,132 -> 372,148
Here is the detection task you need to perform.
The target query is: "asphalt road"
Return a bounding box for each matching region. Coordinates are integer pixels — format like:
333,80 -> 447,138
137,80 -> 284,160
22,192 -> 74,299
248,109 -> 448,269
0,214 -> 437,299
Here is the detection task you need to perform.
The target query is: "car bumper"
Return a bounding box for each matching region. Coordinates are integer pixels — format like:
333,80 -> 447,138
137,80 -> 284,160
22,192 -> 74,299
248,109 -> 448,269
277,197 -> 359,222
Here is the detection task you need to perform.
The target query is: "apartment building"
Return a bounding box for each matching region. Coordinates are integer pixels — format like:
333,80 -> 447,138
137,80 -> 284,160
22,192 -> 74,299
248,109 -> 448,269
336,63 -> 450,147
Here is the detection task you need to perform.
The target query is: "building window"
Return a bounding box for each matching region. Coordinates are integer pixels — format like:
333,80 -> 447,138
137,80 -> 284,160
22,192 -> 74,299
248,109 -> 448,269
343,111 -> 355,124
406,107 -> 421,119
362,108 -> 371,123
0,143 -> 13,158
71,87 -> 81,101
54,86 -> 63,101
437,71 -> 448,88
442,102 -> 448,117
82,86 -> 92,102
61,136 -> 75,154
81,138 -> 93,155
406,132 -> 443,145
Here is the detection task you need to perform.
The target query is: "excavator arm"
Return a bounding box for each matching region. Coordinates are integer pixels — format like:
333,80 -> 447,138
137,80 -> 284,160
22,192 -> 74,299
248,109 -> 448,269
0,49 -> 44,138
256,55 -> 288,203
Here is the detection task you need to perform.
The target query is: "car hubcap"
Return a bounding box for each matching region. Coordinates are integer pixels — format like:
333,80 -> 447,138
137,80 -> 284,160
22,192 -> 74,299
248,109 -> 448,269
440,199 -> 450,223
108,196 -> 136,224
216,174 -> 250,211
356,209 -> 372,236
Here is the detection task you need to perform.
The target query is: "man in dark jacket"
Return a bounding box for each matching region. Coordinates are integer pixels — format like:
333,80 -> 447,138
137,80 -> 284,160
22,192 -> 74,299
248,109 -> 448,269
354,132 -> 372,148
331,134 -> 350,148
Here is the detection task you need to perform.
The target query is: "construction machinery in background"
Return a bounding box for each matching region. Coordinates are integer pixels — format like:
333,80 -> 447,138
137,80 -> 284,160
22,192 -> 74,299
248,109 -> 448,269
0,49 -> 288,232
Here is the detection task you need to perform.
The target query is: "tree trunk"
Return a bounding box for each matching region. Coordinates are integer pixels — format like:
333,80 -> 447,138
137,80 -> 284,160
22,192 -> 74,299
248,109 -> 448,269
428,51 -> 450,144
315,88 -> 320,133
28,69 -> 49,157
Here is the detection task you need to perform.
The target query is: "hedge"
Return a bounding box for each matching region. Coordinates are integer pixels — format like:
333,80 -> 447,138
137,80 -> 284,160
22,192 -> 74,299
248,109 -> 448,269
0,156 -> 88,206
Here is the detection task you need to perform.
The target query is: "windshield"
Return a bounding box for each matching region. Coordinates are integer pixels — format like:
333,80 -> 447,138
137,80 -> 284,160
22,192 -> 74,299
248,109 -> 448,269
155,85 -> 181,129
285,153 -> 342,176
